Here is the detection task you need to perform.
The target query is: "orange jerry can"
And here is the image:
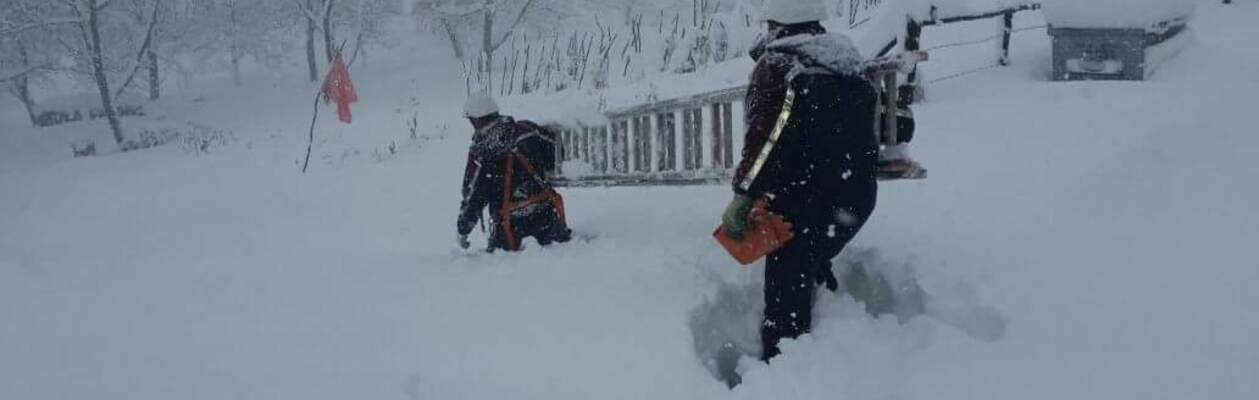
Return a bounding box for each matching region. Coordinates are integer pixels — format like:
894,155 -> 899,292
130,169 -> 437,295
713,201 -> 795,265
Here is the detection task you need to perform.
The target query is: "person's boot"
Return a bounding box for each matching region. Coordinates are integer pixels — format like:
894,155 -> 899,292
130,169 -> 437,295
842,263 -> 876,308
878,144 -> 928,180
715,342 -> 743,388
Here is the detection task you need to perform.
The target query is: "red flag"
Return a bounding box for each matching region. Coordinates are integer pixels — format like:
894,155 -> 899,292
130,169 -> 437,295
321,55 -> 358,124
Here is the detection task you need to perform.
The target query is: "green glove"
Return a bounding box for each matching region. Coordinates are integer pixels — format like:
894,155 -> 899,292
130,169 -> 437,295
721,194 -> 755,240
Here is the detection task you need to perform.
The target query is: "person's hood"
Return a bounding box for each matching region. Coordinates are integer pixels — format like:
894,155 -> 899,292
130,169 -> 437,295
751,32 -> 865,77
470,115 -> 515,158
474,115 -> 513,136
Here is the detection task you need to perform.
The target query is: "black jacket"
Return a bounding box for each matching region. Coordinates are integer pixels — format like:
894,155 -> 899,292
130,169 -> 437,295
457,116 -> 558,235
733,28 -> 879,224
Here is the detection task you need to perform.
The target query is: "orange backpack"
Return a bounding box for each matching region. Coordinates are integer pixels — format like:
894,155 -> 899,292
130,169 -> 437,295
497,152 -> 566,251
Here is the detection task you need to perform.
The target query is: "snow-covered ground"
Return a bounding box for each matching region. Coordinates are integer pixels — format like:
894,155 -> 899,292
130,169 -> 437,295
2,1 -> 1258,399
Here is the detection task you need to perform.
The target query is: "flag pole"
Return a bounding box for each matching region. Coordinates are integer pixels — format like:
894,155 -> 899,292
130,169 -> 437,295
301,41 -> 350,174
301,91 -> 322,174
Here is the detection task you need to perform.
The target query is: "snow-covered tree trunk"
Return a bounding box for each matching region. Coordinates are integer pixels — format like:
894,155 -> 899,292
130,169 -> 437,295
482,0 -> 495,93
227,0 -> 244,86
420,0 -> 538,93
441,18 -> 465,60
323,0 -> 336,62
80,0 -> 126,145
113,0 -> 162,99
12,41 -> 38,127
305,0 -> 319,82
147,50 -> 159,100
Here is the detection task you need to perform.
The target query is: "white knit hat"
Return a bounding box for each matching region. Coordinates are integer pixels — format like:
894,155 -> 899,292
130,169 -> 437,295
462,93 -> 500,118
763,0 -> 828,25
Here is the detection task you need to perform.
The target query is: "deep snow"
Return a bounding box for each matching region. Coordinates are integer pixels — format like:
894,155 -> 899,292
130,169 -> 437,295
2,1 -> 1258,399
1042,0 -> 1197,28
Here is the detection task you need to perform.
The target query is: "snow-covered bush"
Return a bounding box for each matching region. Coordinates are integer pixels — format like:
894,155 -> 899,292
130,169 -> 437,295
179,127 -> 237,156
91,105 -> 145,120
468,0 -> 765,97
34,111 -> 84,128
71,140 -> 97,158
112,125 -> 236,155
360,115 -> 451,165
120,128 -> 182,152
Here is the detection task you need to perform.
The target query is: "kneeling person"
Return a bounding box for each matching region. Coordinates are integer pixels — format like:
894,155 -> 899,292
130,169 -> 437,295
456,94 -> 572,251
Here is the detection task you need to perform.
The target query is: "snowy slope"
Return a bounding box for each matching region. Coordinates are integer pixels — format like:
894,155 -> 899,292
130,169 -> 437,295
2,1 -> 1258,400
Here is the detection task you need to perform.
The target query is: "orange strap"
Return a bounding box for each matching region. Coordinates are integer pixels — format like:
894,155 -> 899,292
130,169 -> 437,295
499,153 -> 520,250
497,152 -> 566,251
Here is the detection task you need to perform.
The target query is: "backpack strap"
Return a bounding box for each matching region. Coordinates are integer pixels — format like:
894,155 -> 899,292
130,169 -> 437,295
738,87 -> 797,192
496,151 -> 565,252
498,153 -> 522,251
512,151 -> 549,185
514,121 -> 557,146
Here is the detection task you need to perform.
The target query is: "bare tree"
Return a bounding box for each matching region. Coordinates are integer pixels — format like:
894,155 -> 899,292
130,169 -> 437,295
228,0 -> 243,85
292,0 -> 339,82
112,0 -> 163,100
57,0 -> 126,145
292,0 -> 397,81
0,2 -> 81,38
416,0 -> 540,92
191,0 -> 301,86
323,0 -> 337,62
295,0 -> 322,82
1,42 -> 43,126
1,0 -> 64,126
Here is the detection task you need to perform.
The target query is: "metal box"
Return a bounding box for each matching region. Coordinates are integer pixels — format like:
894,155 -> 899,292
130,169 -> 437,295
1050,19 -> 1188,81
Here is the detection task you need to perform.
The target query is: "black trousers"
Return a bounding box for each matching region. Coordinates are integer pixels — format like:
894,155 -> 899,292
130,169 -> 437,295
488,205 -> 572,252
761,194 -> 874,361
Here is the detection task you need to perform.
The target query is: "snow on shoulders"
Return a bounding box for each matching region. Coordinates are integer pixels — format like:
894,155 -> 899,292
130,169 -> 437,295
767,33 -> 865,75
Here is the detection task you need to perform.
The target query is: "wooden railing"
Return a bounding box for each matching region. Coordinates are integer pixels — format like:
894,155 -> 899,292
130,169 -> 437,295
551,86 -> 748,187
899,3 -> 1042,102
550,3 -> 1046,187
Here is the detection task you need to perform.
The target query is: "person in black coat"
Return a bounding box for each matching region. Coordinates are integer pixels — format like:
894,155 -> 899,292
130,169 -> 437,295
457,94 -> 571,252
721,0 -> 879,361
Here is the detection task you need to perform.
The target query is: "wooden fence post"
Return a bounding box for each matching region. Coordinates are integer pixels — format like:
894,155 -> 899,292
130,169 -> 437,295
1000,11 -> 1014,66
731,100 -> 746,162
628,117 -> 640,172
903,19 -> 924,104
701,103 -> 716,170
882,73 -> 899,146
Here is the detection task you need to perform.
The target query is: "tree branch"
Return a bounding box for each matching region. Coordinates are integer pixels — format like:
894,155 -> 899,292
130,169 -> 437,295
0,63 -> 53,83
432,3 -> 485,18
347,29 -> 365,67
66,0 -> 94,55
0,18 -> 83,37
287,0 -> 325,31
440,17 -> 465,60
491,0 -> 537,51
113,0 -> 162,98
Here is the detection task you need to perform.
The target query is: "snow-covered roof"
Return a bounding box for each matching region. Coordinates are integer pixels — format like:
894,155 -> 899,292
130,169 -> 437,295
1042,0 -> 1196,29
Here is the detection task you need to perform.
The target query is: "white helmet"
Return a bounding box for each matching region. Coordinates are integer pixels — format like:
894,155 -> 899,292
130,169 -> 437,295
763,0 -> 828,25
463,93 -> 500,118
